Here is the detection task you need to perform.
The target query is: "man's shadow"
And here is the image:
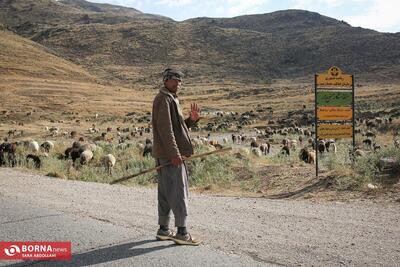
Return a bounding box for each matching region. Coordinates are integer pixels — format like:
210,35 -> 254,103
6,239 -> 175,267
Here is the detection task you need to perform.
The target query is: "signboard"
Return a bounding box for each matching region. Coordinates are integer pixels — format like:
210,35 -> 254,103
317,124 -> 353,139
316,91 -> 352,106
317,106 -> 353,121
314,66 -> 355,178
316,66 -> 352,88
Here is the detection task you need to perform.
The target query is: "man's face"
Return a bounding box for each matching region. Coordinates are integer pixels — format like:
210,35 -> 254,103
164,78 -> 182,94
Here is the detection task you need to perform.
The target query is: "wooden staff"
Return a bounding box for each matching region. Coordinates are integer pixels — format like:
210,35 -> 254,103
109,147 -> 232,185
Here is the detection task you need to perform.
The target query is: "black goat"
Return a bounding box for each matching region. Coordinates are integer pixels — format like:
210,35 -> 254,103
26,154 -> 41,169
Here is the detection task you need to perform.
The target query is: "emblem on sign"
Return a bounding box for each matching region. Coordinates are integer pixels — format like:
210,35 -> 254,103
316,66 -> 353,88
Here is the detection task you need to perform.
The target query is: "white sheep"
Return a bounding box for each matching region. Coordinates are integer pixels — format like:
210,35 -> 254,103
200,137 -> 208,144
81,143 -> 97,152
80,150 -> 93,165
290,139 -> 298,149
28,140 -> 39,153
102,154 -> 116,175
136,143 -> 145,150
191,138 -> 203,147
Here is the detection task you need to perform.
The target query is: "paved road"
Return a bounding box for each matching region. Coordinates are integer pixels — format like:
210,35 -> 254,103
0,199 -> 264,267
0,168 -> 399,266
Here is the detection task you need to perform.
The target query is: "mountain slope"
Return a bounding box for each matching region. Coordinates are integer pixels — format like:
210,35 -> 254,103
0,0 -> 399,86
0,27 -> 153,124
0,27 -> 94,80
0,0 -> 171,35
187,9 -> 352,34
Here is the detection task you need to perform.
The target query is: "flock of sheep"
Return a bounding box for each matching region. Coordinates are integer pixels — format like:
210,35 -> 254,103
0,139 -> 118,175
0,110 -> 398,179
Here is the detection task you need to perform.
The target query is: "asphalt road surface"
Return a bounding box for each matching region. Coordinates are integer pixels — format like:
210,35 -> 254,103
0,168 -> 399,266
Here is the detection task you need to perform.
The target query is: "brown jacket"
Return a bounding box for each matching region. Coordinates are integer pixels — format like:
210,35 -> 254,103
152,87 -> 197,159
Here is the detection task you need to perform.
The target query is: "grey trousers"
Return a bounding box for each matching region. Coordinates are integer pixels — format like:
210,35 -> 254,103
156,158 -> 189,228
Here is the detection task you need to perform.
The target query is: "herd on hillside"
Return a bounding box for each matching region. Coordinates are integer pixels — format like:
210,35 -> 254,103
0,109 -> 399,176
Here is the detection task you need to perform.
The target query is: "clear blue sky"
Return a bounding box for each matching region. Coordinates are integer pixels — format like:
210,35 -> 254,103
88,0 -> 400,33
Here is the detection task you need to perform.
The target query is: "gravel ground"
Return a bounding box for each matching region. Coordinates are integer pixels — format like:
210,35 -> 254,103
0,168 -> 399,266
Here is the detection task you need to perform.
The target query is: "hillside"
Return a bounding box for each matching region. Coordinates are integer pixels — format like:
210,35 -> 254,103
0,0 -> 399,122
0,0 -> 170,35
187,9 -> 352,34
0,28 -> 94,80
1,0 -> 400,87
0,28 -> 153,127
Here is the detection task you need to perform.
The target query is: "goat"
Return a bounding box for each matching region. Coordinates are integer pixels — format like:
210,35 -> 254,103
26,154 -> 41,169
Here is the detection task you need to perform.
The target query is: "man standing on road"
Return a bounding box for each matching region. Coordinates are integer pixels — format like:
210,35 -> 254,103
152,68 -> 201,246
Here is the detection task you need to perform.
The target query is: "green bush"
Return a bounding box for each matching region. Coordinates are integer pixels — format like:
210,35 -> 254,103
187,149 -> 235,187
325,144 -> 400,189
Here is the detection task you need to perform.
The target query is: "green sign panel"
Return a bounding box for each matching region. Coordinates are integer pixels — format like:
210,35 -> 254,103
316,91 -> 352,106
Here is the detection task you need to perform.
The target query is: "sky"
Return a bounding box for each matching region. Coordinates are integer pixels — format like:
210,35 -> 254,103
88,0 -> 400,33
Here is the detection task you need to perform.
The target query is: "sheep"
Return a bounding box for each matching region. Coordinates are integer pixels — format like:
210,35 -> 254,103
136,143 -> 145,150
317,140 -> 326,154
81,143 -> 97,152
102,154 -> 116,175
354,149 -> 366,157
213,143 -> 223,150
395,140 -> 400,148
329,142 -> 337,154
362,138 -> 372,149
250,140 -> 259,148
200,137 -> 208,144
71,147 -> 85,163
40,141 -> 54,153
209,140 -> 219,146
365,130 -> 376,138
191,138 -> 203,147
0,142 -> 17,167
28,140 -> 39,153
299,148 -> 316,164
231,134 -> 237,143
281,145 -> 290,156
282,138 -> 289,147
373,143 -> 381,152
80,150 -> 93,165
143,139 -> 152,157
325,140 -> 337,153
259,143 -> 270,155
26,154 -> 41,169
289,139 -> 298,150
